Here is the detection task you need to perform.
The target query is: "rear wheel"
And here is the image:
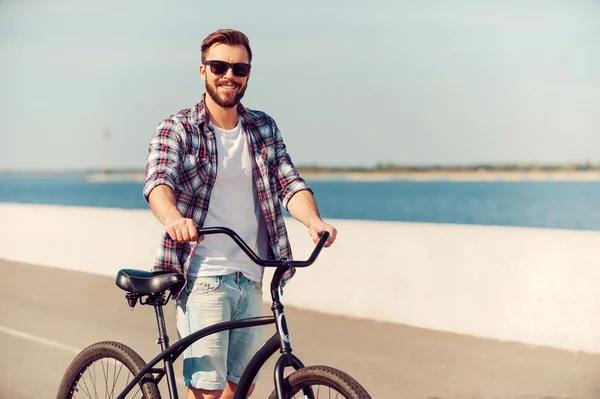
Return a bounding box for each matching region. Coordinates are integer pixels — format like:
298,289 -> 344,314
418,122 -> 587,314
56,341 -> 160,399
269,365 -> 371,399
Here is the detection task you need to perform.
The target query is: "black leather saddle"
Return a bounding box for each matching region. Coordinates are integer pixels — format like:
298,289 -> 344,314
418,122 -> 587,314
115,269 -> 185,295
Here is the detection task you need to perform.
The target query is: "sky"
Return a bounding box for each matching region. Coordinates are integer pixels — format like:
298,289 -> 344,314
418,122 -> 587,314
1,0 -> 599,171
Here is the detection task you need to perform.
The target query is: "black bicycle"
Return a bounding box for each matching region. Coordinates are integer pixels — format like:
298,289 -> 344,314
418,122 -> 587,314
56,227 -> 371,399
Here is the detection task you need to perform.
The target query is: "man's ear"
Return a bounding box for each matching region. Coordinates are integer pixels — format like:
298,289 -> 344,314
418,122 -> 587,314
199,64 -> 207,82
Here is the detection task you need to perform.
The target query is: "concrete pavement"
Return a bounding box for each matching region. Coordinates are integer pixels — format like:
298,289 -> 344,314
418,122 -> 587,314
1,259 -> 600,398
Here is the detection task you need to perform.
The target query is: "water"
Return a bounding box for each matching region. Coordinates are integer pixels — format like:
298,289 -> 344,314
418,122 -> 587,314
311,180 -> 600,231
2,175 -> 600,231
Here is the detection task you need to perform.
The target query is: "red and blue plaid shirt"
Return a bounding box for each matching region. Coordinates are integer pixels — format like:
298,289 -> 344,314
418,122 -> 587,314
143,94 -> 311,289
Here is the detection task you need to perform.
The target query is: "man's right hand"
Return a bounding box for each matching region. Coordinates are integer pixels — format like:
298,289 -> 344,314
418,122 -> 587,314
164,217 -> 204,243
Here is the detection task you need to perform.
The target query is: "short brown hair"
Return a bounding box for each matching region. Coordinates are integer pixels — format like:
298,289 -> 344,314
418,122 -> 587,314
201,29 -> 252,63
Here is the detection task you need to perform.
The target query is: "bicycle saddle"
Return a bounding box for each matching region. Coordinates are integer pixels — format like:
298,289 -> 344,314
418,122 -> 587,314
115,269 -> 185,295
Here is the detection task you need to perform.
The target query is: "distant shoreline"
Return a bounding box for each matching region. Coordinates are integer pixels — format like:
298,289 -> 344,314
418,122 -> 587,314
81,170 -> 600,183
301,170 -> 600,182
3,169 -> 600,182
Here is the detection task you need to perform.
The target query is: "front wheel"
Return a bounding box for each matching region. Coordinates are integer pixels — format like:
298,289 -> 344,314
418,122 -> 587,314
56,341 -> 160,399
269,365 -> 371,399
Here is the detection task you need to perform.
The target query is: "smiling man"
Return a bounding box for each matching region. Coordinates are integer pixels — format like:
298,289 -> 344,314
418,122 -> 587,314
143,29 -> 337,399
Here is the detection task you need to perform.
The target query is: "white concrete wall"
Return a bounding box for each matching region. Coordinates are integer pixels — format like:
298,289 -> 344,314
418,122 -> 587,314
2,203 -> 600,354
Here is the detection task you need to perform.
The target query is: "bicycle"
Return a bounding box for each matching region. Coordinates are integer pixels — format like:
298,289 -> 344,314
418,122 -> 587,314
56,227 -> 372,399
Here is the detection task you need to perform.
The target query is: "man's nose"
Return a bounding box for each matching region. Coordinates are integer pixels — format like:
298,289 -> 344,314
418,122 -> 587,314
223,66 -> 235,80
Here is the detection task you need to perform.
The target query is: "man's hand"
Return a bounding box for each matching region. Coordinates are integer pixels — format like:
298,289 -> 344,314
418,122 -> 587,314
286,189 -> 337,248
147,185 -> 203,243
308,220 -> 337,248
164,217 -> 204,243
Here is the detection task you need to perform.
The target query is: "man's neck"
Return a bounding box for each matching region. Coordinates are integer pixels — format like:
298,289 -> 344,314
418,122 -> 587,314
205,95 -> 239,130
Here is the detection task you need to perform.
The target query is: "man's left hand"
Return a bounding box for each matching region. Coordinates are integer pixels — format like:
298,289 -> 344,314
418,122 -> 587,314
308,221 -> 337,248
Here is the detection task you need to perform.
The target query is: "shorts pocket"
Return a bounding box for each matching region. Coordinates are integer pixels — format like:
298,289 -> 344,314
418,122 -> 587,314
186,275 -> 221,294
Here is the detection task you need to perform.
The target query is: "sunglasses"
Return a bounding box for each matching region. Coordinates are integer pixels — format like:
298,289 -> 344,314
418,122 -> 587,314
204,60 -> 251,77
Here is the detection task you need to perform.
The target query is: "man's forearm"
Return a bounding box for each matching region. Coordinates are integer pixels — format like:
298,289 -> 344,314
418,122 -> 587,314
286,189 -> 322,228
148,184 -> 183,225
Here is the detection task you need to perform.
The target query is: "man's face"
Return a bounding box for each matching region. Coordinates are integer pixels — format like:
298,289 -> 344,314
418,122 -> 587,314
200,44 -> 250,109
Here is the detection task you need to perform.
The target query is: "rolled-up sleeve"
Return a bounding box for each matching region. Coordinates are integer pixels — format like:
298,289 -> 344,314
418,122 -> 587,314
143,118 -> 184,202
270,119 -> 313,210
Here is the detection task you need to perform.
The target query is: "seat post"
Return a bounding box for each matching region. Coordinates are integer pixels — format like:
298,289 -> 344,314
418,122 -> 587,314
153,297 -> 170,350
153,295 -> 178,399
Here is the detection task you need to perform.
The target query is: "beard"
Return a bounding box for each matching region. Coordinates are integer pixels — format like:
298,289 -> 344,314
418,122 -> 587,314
205,79 -> 248,109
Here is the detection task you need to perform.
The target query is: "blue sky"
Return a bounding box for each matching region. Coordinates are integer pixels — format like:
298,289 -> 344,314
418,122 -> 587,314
1,0 -> 598,170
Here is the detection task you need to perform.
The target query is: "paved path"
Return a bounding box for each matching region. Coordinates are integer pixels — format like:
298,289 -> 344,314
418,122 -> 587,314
1,259 -> 600,398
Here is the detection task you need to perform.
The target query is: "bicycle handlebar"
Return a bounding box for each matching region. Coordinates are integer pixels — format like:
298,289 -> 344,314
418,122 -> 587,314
196,226 -> 330,268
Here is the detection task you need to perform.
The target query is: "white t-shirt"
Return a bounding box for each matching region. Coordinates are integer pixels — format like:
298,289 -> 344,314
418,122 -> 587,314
188,118 -> 269,282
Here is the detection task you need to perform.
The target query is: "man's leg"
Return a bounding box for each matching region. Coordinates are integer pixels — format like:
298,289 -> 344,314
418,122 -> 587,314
186,381 -> 255,399
222,275 -> 264,399
187,387 -> 223,399
176,275 -> 239,398
220,381 -> 256,399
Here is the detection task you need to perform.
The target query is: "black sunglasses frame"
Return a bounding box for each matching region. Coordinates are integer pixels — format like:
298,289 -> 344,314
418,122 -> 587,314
204,60 -> 251,77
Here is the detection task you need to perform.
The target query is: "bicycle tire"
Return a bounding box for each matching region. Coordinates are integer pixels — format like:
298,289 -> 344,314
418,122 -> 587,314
268,365 -> 371,399
56,341 -> 161,399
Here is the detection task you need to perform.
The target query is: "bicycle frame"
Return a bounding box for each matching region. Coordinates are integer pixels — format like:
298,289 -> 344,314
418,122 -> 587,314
117,273 -> 305,399
116,227 -> 329,399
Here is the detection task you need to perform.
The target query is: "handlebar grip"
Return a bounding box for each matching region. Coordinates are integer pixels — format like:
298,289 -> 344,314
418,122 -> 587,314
317,230 -> 330,246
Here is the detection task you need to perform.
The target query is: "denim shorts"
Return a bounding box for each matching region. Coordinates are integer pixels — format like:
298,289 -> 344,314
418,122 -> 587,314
175,272 -> 264,390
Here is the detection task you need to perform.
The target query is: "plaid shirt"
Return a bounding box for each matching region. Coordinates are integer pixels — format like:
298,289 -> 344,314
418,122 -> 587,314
143,94 -> 311,290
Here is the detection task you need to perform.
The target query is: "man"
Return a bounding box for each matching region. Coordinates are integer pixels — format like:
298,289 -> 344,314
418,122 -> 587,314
143,29 -> 337,399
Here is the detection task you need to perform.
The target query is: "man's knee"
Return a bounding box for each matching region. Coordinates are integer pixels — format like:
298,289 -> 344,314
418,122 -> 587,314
188,387 -> 223,399
223,381 -> 255,398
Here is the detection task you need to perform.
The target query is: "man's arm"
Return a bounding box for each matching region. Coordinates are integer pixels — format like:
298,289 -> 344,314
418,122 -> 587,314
144,118 -> 202,243
267,117 -> 337,247
147,185 -> 202,243
148,184 -> 181,224
286,188 -> 337,248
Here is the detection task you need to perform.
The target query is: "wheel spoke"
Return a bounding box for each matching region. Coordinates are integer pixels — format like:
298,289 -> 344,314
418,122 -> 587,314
101,358 -> 109,399
84,364 -> 99,399
109,360 -> 125,399
75,372 -> 93,399
274,365 -> 371,398
58,343 -> 159,399
73,358 -> 143,398
109,359 -> 117,399
132,385 -> 143,398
